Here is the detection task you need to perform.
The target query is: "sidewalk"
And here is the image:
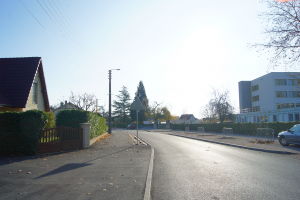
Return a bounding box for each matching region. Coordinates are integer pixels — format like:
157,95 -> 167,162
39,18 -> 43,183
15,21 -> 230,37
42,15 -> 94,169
0,130 -> 151,200
147,129 -> 300,155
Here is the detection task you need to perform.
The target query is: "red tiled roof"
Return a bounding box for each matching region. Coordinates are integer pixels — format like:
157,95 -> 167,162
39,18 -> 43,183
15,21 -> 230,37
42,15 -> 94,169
0,57 -> 50,111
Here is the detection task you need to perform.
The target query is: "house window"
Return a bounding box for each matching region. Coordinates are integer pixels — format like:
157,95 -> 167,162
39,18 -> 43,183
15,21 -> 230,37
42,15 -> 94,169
32,81 -> 38,104
276,91 -> 287,98
288,79 -> 299,86
252,95 -> 259,102
275,79 -> 287,86
289,91 -> 300,98
252,84 -> 259,92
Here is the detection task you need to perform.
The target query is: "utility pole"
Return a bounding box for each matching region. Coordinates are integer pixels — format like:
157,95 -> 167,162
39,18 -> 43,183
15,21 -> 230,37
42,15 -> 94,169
108,69 -> 120,134
136,96 -> 139,145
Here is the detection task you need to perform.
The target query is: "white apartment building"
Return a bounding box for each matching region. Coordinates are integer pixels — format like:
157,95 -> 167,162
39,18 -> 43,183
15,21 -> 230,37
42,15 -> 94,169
236,72 -> 300,123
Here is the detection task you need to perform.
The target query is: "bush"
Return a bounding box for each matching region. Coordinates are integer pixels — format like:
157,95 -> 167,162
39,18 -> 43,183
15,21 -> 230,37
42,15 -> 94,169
45,111 -> 56,129
0,110 -> 47,155
56,110 -> 108,139
171,122 -> 300,137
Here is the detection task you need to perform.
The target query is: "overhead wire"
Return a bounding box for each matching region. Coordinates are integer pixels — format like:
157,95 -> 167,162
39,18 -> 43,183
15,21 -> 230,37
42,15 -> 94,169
18,0 -> 81,68
19,0 -> 108,90
51,0 -> 97,62
45,0 -> 94,62
36,0 -> 94,67
54,0 -> 98,61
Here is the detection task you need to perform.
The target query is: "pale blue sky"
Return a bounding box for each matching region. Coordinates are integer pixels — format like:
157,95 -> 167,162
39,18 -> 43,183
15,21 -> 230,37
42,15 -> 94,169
0,0 -> 290,118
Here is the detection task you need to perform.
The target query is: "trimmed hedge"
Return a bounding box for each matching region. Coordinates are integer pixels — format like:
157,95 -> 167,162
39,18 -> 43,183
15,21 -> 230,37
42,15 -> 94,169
55,110 -> 108,139
0,110 -> 47,155
171,122 -> 300,137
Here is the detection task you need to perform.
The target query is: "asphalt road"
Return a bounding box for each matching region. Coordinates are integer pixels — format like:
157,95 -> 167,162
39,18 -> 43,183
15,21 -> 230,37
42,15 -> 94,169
135,130 -> 300,200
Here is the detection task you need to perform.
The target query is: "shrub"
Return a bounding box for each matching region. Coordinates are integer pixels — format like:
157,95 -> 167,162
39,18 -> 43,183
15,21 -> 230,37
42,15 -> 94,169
55,110 -> 108,139
45,111 -> 56,129
171,122 -> 300,137
0,110 -> 47,155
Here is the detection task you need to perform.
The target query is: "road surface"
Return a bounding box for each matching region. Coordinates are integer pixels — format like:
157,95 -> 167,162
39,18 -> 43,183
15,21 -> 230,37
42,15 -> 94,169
134,130 -> 300,200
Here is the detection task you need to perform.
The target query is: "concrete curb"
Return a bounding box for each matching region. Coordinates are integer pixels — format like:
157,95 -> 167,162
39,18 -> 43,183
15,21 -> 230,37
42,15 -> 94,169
90,132 -> 109,146
143,142 -> 154,200
169,133 -> 297,155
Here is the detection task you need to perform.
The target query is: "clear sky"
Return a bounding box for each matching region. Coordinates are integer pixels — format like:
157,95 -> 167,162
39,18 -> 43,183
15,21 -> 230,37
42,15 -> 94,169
0,0 -> 290,118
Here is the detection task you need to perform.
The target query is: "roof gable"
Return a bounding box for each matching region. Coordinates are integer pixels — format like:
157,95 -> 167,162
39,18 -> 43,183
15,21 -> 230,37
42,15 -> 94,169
179,114 -> 195,120
0,57 -> 49,111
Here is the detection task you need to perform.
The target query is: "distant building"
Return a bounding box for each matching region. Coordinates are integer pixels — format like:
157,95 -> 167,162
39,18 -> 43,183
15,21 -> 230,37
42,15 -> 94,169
236,72 -> 300,122
53,101 -> 81,116
179,114 -> 196,124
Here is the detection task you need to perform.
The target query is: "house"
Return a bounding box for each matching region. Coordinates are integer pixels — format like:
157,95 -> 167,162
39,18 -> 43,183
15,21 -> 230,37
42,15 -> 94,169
53,101 -> 81,116
0,57 -> 50,112
236,72 -> 300,122
179,114 -> 196,124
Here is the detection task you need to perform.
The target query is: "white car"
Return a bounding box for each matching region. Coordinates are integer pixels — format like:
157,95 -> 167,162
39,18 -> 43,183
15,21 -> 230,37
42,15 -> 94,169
278,124 -> 300,146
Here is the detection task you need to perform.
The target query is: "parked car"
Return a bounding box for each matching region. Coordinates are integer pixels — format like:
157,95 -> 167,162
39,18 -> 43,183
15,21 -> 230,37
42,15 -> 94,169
127,124 -> 135,129
278,124 -> 300,146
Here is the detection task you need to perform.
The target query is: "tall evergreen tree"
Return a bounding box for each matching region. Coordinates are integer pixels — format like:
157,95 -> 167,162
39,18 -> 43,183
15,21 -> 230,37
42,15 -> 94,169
130,81 -> 149,122
112,86 -> 131,124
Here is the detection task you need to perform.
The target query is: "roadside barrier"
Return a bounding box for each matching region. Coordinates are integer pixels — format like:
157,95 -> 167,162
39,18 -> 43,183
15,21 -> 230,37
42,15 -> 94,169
197,127 -> 205,133
222,127 -> 233,138
256,128 -> 274,139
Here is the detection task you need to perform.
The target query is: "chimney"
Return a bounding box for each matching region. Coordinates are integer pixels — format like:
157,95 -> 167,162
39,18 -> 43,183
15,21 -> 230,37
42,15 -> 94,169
65,100 -> 67,105
60,102 -> 63,107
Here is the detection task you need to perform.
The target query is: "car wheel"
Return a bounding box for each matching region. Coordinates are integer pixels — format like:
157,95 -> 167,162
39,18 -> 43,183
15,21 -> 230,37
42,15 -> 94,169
279,136 -> 289,146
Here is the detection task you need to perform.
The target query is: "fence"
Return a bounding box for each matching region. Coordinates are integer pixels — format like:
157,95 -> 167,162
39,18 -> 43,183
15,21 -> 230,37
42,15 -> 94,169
222,127 -> 233,137
197,127 -> 205,133
38,126 -> 83,154
256,128 -> 274,139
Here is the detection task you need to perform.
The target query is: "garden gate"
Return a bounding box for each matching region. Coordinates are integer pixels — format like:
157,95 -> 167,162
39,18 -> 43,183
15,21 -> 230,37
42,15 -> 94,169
38,126 -> 83,154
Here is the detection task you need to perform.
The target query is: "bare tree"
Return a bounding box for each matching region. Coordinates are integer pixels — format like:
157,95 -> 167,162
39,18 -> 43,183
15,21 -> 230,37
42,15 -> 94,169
147,101 -> 162,121
201,99 -> 217,123
209,88 -> 234,123
69,91 -> 98,112
252,0 -> 300,70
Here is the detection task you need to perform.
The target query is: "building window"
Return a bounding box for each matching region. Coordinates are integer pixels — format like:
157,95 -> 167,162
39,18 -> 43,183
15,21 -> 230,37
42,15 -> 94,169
257,116 -> 261,122
252,84 -> 259,92
262,115 -> 268,122
275,79 -> 287,86
289,91 -> 300,98
278,103 -> 295,109
252,106 -> 260,112
254,116 -> 256,122
289,113 -> 293,122
273,115 -> 277,122
295,113 -> 299,121
32,81 -> 38,104
297,103 -> 300,107
252,95 -> 259,102
276,91 -> 287,98
288,79 -> 299,86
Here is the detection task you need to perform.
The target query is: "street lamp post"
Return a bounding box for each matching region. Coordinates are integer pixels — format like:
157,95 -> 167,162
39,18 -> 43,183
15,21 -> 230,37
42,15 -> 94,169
108,69 -> 120,134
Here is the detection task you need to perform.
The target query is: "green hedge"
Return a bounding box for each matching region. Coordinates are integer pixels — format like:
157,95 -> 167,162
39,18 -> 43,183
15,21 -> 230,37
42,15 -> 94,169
0,110 -> 47,155
56,110 -> 108,139
171,122 -> 300,137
